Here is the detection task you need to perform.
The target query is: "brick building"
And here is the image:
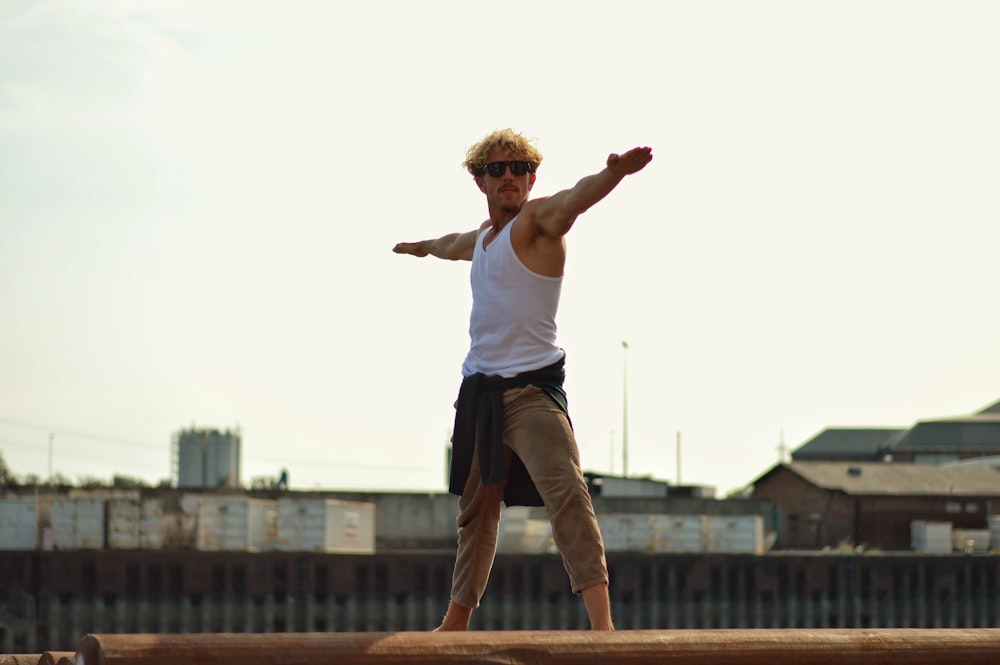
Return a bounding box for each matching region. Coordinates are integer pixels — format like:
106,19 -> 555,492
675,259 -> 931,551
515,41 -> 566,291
751,462 -> 1000,550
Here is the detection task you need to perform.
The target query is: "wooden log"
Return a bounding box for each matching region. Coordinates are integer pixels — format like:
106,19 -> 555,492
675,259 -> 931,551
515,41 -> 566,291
75,629 -> 1000,665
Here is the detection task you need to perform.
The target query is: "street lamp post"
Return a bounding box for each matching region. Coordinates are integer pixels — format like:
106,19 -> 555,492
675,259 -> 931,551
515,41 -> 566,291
621,340 -> 629,478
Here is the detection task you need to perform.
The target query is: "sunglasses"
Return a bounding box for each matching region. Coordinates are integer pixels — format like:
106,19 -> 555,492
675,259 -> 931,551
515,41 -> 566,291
483,161 -> 535,177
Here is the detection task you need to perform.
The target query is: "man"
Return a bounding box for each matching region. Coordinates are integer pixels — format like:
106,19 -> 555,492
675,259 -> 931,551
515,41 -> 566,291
393,129 -> 652,631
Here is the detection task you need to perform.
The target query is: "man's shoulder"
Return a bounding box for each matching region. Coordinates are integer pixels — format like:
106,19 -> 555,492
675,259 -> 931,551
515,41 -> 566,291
520,197 -> 550,215
510,198 -> 549,230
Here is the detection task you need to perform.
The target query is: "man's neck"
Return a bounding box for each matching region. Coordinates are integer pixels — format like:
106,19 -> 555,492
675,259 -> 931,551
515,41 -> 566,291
488,205 -> 521,232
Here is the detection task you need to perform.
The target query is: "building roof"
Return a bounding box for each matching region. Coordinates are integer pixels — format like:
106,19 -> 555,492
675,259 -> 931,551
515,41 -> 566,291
944,455 -> 1000,468
790,399 -> 1000,460
978,399 -> 1000,415
775,462 -> 1000,497
887,415 -> 1000,453
791,427 -> 905,460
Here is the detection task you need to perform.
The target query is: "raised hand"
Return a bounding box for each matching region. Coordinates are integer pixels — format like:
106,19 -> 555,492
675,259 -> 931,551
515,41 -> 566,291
606,147 -> 653,177
393,241 -> 429,257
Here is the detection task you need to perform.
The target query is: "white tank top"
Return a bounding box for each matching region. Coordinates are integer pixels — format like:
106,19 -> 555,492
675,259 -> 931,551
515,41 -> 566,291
461,220 -> 565,378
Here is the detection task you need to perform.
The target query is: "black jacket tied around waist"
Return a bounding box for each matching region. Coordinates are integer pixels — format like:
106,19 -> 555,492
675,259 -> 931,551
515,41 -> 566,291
449,356 -> 570,507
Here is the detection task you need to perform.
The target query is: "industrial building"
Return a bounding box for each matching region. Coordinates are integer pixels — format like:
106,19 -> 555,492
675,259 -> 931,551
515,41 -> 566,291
173,427 -> 242,489
751,462 -> 1000,550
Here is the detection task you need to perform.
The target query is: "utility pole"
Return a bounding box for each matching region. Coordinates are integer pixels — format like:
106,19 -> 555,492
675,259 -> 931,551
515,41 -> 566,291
676,431 -> 682,485
609,429 -> 615,474
621,340 -> 629,477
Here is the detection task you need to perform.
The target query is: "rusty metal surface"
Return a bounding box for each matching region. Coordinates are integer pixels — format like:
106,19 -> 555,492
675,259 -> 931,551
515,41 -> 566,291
0,656 -> 42,665
75,629 -> 1000,665
38,654 -> 74,665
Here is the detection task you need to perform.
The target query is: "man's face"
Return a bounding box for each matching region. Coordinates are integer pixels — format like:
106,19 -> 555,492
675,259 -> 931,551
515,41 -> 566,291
476,148 -> 535,214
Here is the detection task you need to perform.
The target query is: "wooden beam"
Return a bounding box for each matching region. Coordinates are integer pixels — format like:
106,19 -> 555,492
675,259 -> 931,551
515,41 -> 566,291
75,629 -> 1000,665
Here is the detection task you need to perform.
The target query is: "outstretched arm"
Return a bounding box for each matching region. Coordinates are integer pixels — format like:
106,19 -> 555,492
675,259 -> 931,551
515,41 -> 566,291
534,146 -> 653,238
393,227 -> 481,261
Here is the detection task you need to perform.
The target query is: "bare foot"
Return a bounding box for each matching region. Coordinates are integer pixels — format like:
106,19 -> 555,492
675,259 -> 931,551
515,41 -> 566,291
433,601 -> 473,631
432,622 -> 468,632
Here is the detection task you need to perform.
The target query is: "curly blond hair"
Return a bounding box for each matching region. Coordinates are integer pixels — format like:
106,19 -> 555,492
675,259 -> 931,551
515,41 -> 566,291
463,128 -> 543,177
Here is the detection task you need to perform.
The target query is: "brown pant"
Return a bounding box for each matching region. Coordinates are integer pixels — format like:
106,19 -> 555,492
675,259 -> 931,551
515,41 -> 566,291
450,385 -> 608,609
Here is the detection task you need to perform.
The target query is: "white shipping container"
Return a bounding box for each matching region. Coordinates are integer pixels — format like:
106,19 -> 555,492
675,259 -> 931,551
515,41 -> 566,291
598,514 -> 654,552
108,499 -> 140,519
155,514 -> 188,550
988,516 -> 1000,551
0,498 -> 39,550
141,499 -> 164,518
76,517 -> 105,550
276,499 -> 375,553
705,515 -> 765,554
520,520 -> 555,554
139,499 -> 166,550
107,500 -> 141,550
497,507 -> 553,554
50,512 -> 73,549
952,529 -> 991,553
50,498 -> 106,550
648,515 -> 706,553
911,520 -> 952,553
496,506 -> 531,554
196,498 -> 274,551
107,529 -> 140,549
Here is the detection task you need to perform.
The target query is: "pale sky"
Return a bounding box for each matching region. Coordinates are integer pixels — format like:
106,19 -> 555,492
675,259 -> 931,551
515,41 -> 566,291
2,1 -> 998,496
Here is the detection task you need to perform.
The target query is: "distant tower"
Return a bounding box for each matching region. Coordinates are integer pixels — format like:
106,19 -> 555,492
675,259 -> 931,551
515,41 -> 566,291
777,428 -> 789,464
174,426 -> 242,488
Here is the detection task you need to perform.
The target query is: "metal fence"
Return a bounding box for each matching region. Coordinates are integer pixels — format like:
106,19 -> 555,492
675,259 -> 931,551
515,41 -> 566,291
2,551 -> 998,653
